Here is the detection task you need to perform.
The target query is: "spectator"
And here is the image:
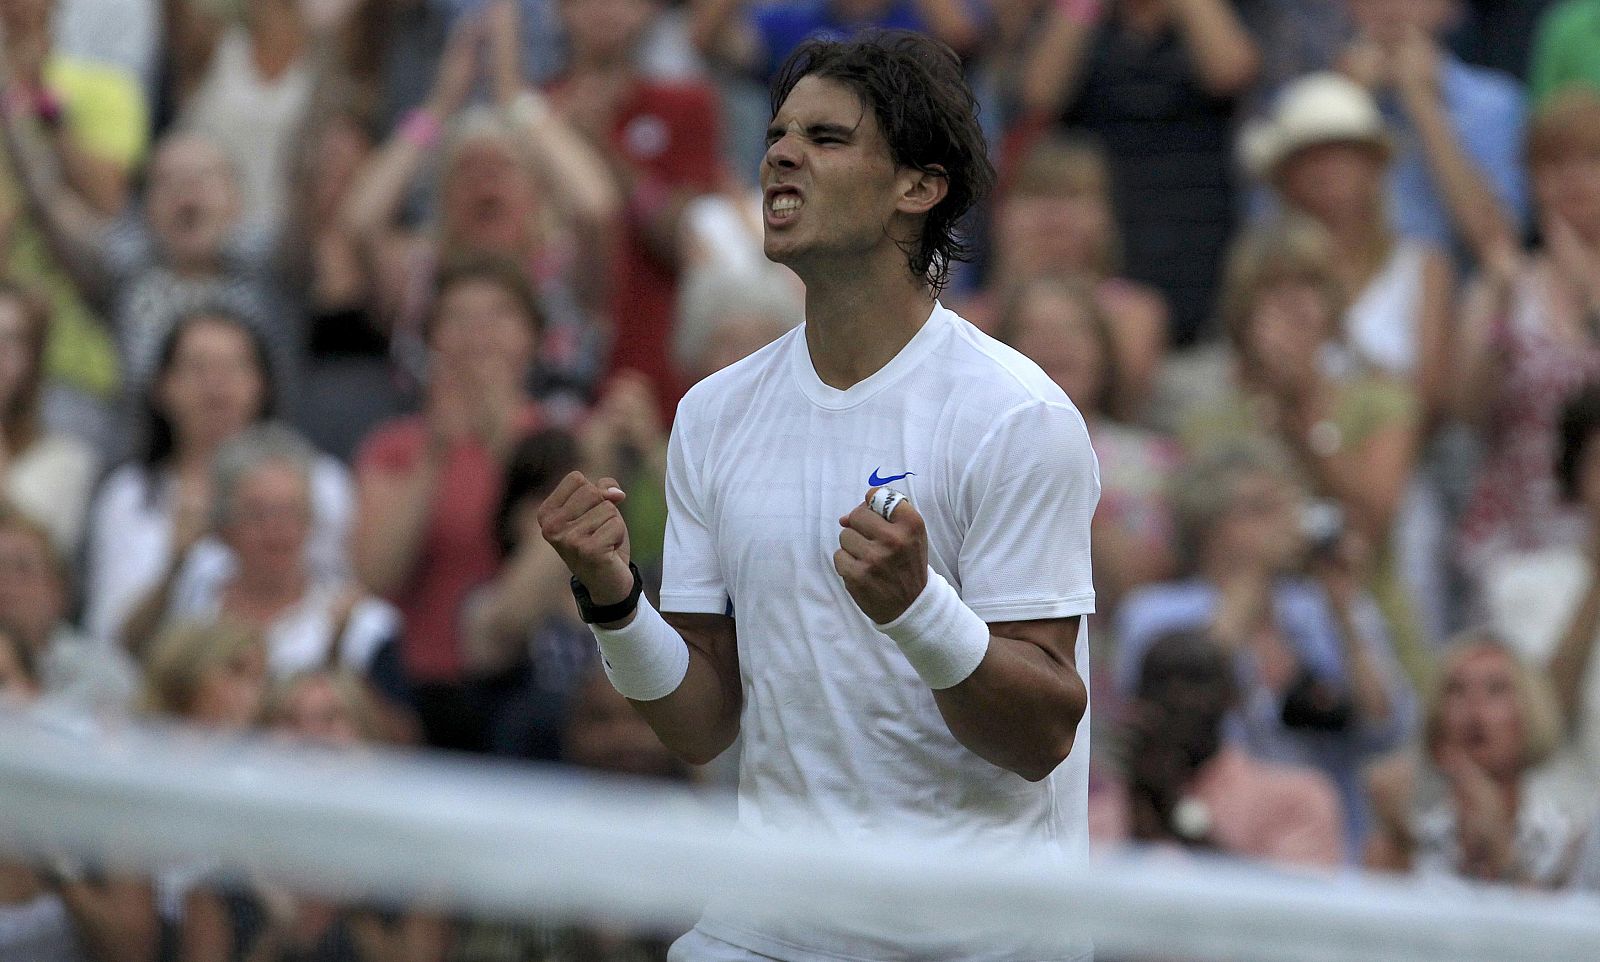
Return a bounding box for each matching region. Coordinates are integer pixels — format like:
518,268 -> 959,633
1019,0 -> 1260,345
167,0 -> 360,231
351,256 -> 548,752
121,423 -> 399,683
1336,0 -> 1526,268
995,277 -> 1180,618
1456,89 -> 1600,587
460,428 -> 594,759
83,309 -> 353,652
1116,443 -> 1416,854
549,0 -> 724,417
1365,634 -> 1583,887
0,0 -> 148,435
174,668 -> 451,962
0,619 -> 159,962
672,266 -> 802,387
340,3 -> 618,400
1482,383 -> 1600,822
1242,73 -> 1453,422
1091,628 -> 1345,869
0,503 -> 138,717
970,135 -> 1168,418
1530,0 -> 1600,103
1193,217 -> 1426,677
0,280 -> 96,555
2,123 -> 297,415
140,619 -> 269,730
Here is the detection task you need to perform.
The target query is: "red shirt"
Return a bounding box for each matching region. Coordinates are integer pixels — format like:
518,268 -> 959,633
354,404 -> 543,683
603,79 -> 722,416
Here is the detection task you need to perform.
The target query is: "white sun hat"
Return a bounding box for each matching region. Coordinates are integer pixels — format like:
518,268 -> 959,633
1239,72 -> 1392,180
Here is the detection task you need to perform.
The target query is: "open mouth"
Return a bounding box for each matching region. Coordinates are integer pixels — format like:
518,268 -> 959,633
765,187 -> 803,224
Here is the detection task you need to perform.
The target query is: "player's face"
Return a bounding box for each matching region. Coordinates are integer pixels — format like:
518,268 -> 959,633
761,76 -> 906,271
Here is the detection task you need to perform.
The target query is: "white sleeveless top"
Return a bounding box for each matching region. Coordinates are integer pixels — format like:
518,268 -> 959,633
1344,241 -> 1429,377
177,26 -> 312,230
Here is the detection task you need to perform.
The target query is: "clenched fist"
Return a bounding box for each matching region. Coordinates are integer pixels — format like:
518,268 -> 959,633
834,488 -> 929,624
537,471 -> 634,604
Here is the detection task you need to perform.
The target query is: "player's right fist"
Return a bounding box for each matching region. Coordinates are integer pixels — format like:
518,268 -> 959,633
536,471 -> 634,604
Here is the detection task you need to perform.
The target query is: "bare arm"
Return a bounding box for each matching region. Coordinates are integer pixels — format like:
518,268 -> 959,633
54,875 -> 158,962
0,96 -> 115,310
1411,248 -> 1455,426
1393,33 -> 1518,271
628,612 -> 742,765
932,616 -> 1086,781
1547,557 -> 1600,735
1018,4 -> 1098,117
1167,0 -> 1260,96
350,450 -> 443,597
1362,753 -> 1416,873
1453,271 -> 1512,427
1286,386 -> 1418,543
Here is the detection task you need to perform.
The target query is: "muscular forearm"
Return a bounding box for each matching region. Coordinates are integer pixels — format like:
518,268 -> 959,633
931,629 -> 1086,782
1549,570 -> 1600,732
624,612 -> 741,765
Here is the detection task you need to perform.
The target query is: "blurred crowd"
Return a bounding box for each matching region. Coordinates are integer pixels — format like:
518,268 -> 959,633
4,0 -> 1600,958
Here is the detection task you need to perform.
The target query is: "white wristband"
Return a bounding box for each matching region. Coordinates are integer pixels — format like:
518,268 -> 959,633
591,596 -> 690,701
875,570 -> 990,690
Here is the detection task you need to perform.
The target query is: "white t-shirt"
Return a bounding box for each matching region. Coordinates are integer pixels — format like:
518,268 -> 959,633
661,304 -> 1100,962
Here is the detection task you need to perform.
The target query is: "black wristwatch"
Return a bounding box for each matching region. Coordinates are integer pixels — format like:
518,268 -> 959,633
571,563 -> 644,624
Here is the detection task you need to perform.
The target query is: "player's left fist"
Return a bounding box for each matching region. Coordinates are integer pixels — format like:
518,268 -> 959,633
834,488 -> 929,624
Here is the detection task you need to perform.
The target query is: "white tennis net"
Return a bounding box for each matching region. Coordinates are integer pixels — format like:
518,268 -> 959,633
3,708 -> 1597,962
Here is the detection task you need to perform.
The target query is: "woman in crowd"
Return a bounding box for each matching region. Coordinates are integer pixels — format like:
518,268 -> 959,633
140,619 -> 269,731
995,276 -> 1180,619
0,280 -> 96,556
340,3 -> 618,399
1458,88 -> 1600,587
83,309 -> 352,652
1365,635 -> 1584,887
1244,72 -> 1453,423
969,136 -> 1167,419
122,423 -> 398,682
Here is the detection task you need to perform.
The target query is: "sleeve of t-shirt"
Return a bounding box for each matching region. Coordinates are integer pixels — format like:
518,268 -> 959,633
51,59 -> 149,168
955,399 -> 1100,622
659,408 -> 728,614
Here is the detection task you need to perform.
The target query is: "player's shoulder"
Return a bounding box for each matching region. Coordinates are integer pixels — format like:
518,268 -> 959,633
933,304 -> 1078,414
676,325 -> 801,422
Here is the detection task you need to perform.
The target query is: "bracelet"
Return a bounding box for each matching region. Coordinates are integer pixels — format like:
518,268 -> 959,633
875,569 -> 991,690
398,108 -> 442,149
570,562 -> 644,624
591,594 -> 690,701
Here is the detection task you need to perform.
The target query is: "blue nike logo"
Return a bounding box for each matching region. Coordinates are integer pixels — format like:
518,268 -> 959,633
868,468 -> 915,486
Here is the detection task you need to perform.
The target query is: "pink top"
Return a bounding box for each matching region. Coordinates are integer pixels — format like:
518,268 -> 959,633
1089,745 -> 1344,868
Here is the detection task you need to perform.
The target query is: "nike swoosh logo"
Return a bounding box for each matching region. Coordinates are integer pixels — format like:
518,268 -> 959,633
868,468 -> 915,486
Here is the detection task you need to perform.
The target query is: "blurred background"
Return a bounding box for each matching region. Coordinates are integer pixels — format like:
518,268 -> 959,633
3,0 -> 1600,958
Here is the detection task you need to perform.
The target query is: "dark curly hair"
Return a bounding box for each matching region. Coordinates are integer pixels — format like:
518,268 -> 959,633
769,29 -> 995,294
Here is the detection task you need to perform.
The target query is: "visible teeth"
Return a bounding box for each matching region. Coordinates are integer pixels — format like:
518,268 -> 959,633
770,195 -> 802,213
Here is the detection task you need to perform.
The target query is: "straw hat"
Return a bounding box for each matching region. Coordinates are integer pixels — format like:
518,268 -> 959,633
1239,72 -> 1392,180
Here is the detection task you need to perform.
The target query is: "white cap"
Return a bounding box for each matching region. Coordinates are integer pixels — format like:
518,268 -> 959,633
1239,72 -> 1392,180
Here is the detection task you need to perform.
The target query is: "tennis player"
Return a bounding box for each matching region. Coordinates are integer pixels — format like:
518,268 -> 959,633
538,30 -> 1100,962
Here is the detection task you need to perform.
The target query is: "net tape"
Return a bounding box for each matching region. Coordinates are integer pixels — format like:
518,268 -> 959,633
2,708 -> 1598,962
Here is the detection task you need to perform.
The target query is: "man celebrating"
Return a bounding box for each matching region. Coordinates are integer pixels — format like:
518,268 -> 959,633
539,30 -> 1100,962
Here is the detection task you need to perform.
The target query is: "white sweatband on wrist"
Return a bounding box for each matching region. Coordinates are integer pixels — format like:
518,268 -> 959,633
591,596 -> 690,701
875,569 -> 991,690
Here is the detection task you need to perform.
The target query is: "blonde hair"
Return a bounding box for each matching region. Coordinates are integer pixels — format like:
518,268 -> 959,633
1526,86 -> 1600,171
262,669 -> 383,743
141,619 -> 264,719
1006,135 -> 1122,276
1421,632 -> 1562,772
1218,216 -> 1347,361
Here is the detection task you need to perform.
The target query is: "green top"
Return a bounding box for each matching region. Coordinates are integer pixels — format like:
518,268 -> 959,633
1530,0 -> 1600,104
